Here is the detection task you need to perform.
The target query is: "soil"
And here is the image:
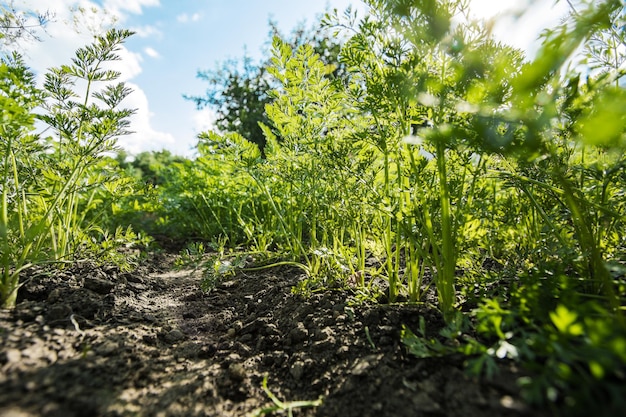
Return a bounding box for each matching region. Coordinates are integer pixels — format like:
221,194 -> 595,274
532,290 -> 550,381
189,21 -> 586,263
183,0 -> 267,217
0,253 -> 548,417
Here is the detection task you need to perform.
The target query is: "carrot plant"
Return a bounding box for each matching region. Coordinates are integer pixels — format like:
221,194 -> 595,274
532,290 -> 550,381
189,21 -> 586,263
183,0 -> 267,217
260,36 -> 370,277
459,0 -> 626,315
251,375 -> 323,417
0,29 -> 138,308
323,0 -> 518,318
38,28 -> 136,260
0,53 -> 45,308
399,0 -> 626,411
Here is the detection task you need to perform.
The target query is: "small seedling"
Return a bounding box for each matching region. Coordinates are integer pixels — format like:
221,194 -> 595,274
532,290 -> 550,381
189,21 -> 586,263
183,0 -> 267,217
249,375 -> 323,417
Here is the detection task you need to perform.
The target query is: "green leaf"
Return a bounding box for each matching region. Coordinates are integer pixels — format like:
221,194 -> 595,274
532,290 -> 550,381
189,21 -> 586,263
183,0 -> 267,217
589,360 -> 605,379
550,305 -> 584,336
577,87 -> 626,147
401,325 -> 433,358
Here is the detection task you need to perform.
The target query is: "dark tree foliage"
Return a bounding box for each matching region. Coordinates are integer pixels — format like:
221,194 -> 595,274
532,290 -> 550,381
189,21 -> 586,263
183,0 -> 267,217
185,18 -> 346,152
117,150 -> 187,186
186,56 -> 273,151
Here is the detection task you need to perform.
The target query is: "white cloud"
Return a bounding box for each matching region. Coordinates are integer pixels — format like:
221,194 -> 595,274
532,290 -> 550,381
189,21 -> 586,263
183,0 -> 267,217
176,12 -> 202,23
111,46 -> 144,81
469,0 -> 570,56
144,46 -> 160,59
117,83 -> 177,155
131,24 -> 162,39
192,108 -> 217,134
14,1 -> 145,73
469,0 -> 520,19
102,0 -> 160,16
19,0 -> 158,34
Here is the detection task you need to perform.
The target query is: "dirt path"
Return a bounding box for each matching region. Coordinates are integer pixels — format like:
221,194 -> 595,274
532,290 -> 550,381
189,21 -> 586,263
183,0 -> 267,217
0,256 -> 544,417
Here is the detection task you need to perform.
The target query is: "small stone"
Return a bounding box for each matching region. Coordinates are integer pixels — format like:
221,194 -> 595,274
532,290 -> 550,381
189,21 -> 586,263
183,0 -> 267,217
164,329 -> 185,344
224,353 -> 241,364
314,326 -> 333,341
5,349 -> 21,364
126,274 -> 144,284
143,314 -> 158,323
288,322 -> 309,344
128,311 -> 143,322
351,354 -> 383,376
142,334 -> 158,345
128,282 -> 148,292
228,363 -> 246,382
46,304 -> 71,321
263,323 -> 281,337
217,341 -> 232,351
271,352 -> 288,366
337,345 -> 350,355
21,341 -> 46,361
199,344 -> 217,359
174,342 -> 202,359
255,336 -> 265,350
47,288 -> 63,303
95,341 -> 119,356
44,349 -> 58,364
290,361 -> 305,381
217,280 -> 238,289
500,395 -> 525,411
83,277 -> 115,294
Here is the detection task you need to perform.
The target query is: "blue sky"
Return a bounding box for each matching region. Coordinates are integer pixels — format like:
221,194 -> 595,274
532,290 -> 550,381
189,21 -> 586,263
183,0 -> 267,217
12,0 -> 568,157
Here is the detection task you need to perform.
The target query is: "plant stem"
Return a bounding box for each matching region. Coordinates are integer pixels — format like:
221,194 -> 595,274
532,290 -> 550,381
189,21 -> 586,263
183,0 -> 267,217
436,141 -> 456,321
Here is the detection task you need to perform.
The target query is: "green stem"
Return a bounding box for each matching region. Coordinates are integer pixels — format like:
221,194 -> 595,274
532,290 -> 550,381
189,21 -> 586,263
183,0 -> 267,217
249,171 -> 307,259
555,169 -> 621,324
436,142 -> 456,321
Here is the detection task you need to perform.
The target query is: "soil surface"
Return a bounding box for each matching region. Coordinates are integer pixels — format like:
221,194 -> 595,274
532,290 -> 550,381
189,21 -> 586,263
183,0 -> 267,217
0,254 -> 547,417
